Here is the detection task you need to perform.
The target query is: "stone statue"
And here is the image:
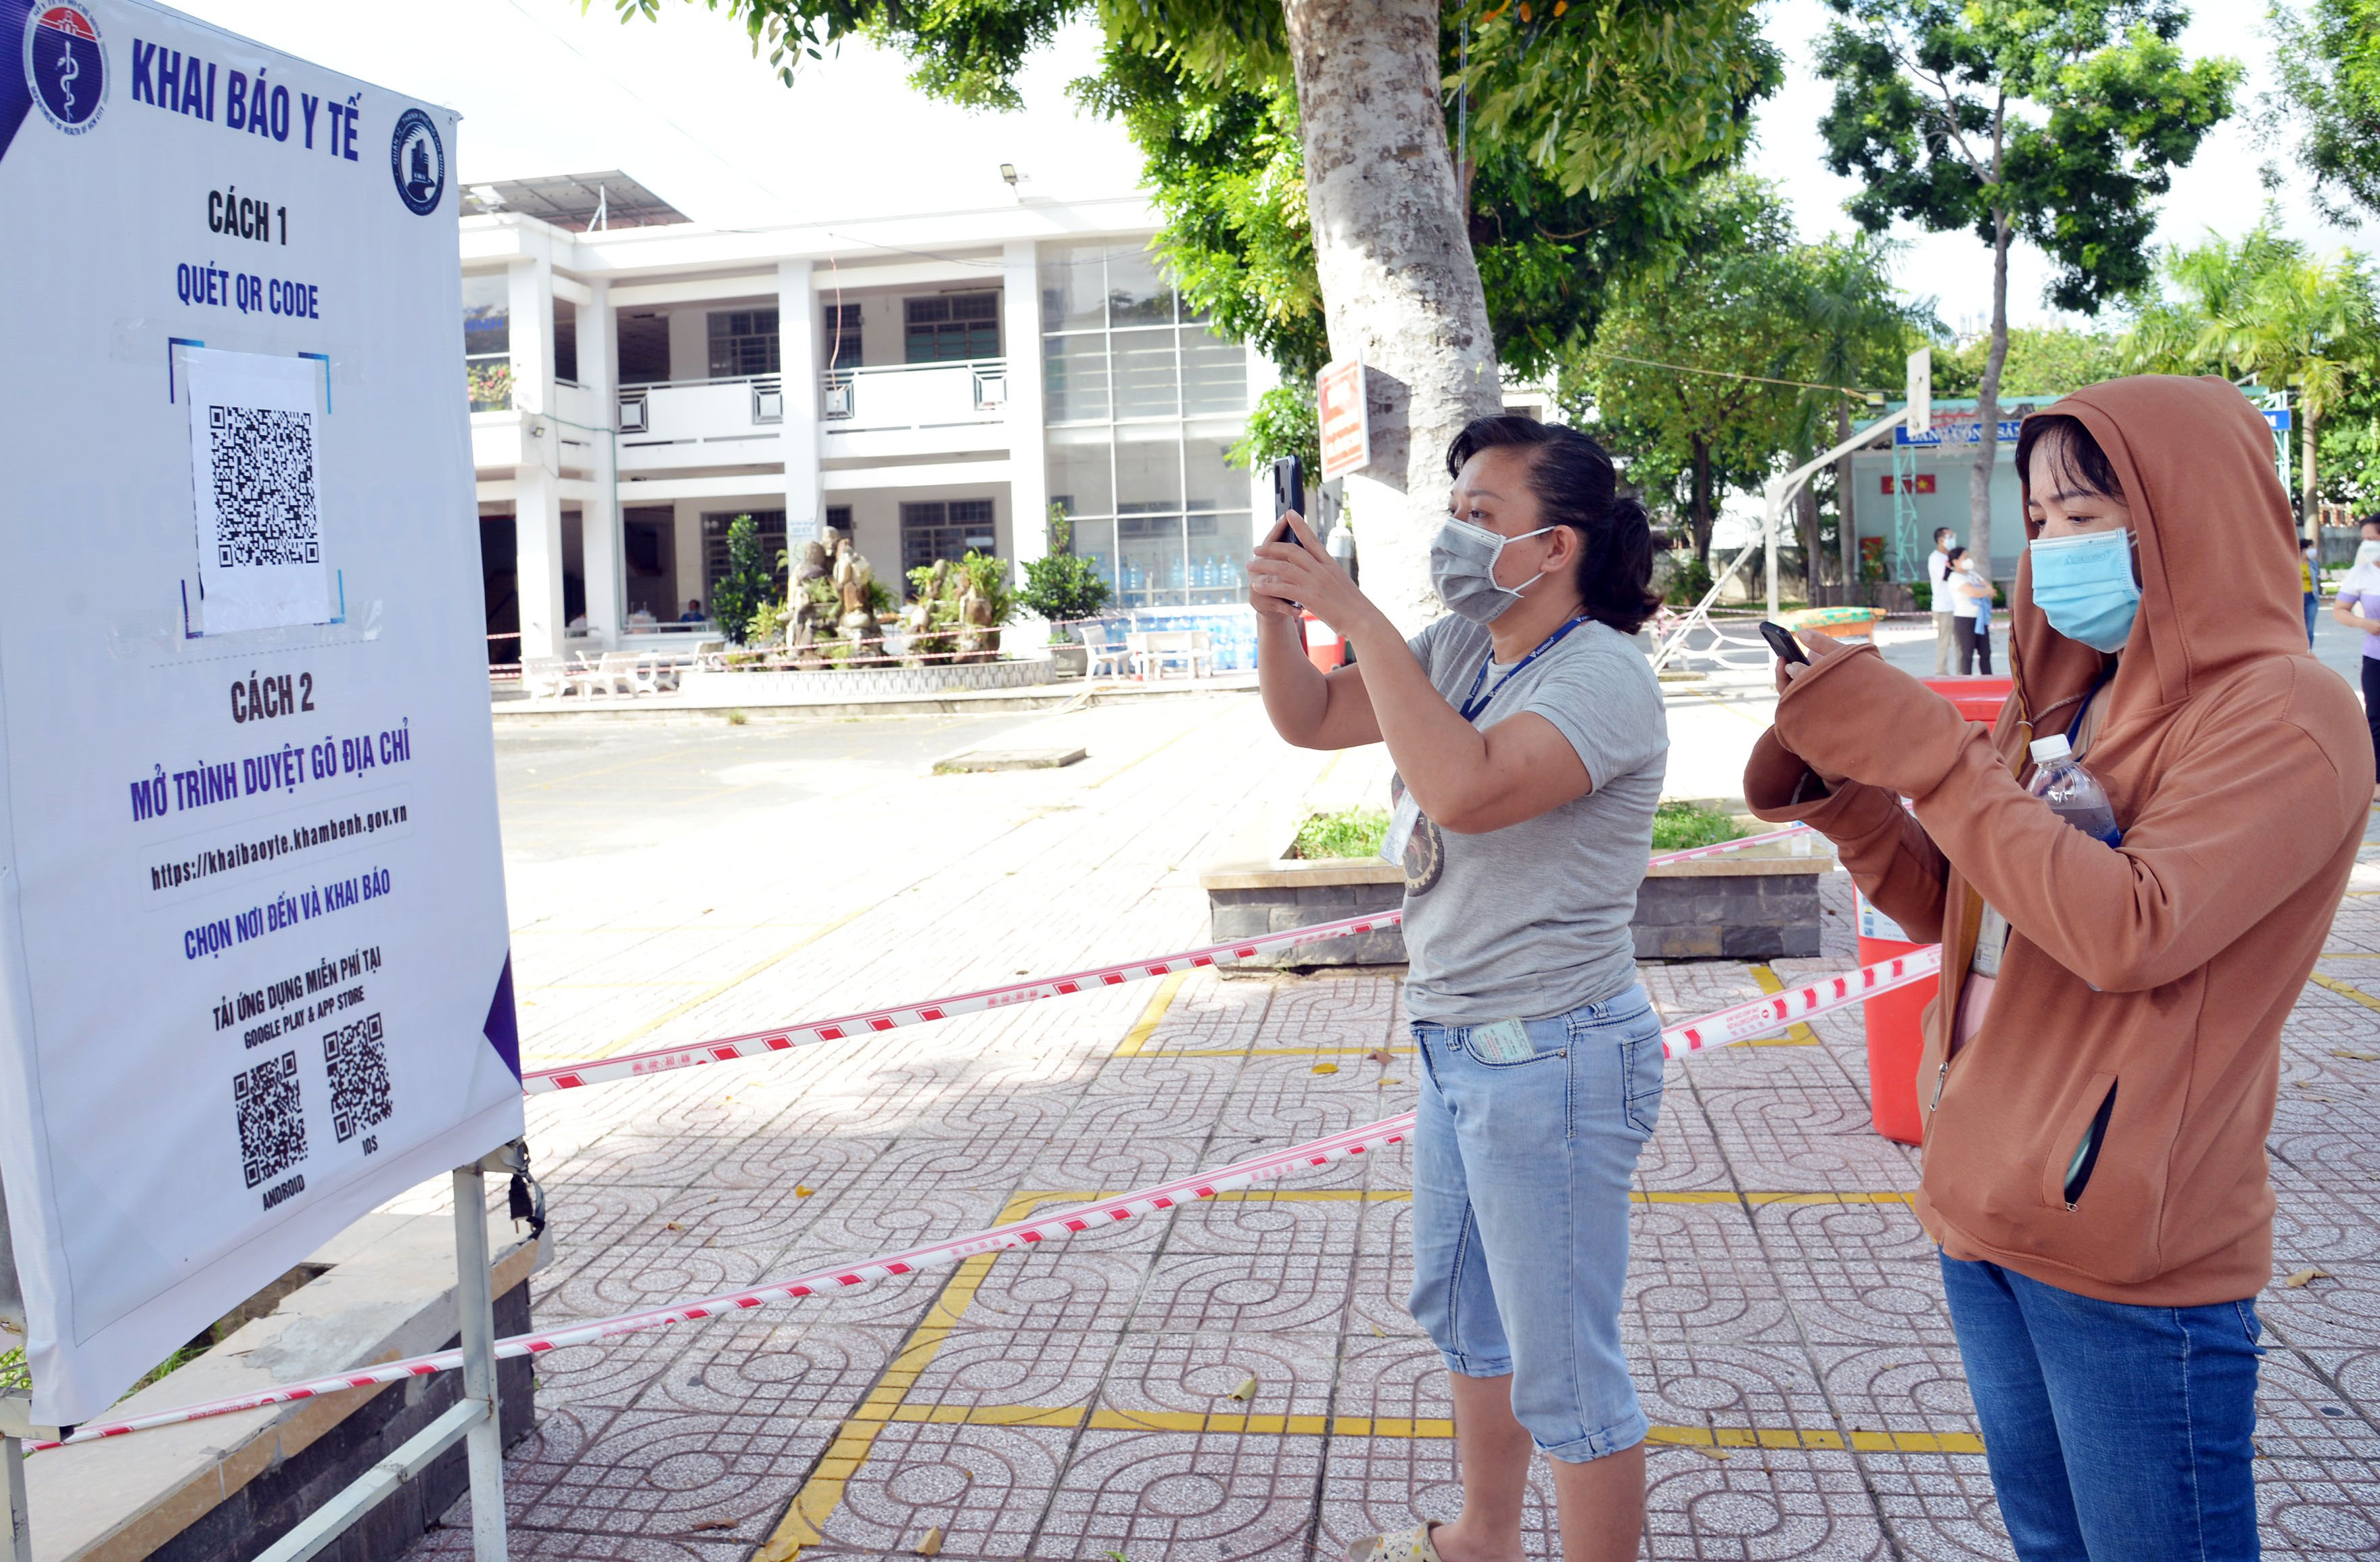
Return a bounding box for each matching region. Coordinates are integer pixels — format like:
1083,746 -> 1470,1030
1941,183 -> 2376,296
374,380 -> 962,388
956,574 -> 995,662
833,538 -> 878,644
790,539 -> 828,593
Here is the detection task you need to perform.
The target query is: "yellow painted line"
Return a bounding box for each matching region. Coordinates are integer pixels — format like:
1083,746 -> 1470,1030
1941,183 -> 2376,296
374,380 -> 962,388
796,1400 -> 1982,1454
2308,972 -> 2380,1014
1146,1045 -> 1417,1058
586,906 -> 867,1061
1110,970 -> 1190,1058
1631,1189 -> 1915,1207
1743,966 -> 1822,1046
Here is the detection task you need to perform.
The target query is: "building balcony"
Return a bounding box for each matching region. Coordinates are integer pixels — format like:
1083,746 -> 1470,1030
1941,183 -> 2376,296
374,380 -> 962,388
616,375 -> 786,473
820,358 -> 1008,463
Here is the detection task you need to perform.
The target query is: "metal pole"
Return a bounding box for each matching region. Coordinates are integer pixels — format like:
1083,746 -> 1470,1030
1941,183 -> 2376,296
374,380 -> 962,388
1763,480 -> 1783,619
451,1164 -> 508,1562
3,1436 -> 27,1562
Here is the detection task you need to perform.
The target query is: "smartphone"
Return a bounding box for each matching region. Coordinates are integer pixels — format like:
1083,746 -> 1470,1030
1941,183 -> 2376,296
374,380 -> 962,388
1267,457 -> 1313,553
1758,620 -> 1809,665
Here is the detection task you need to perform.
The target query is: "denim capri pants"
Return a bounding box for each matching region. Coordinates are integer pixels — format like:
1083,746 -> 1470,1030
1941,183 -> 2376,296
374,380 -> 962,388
1407,983 -> 1665,1462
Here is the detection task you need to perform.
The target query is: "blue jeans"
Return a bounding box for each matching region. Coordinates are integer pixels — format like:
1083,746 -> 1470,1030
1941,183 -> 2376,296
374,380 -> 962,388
1939,1254 -> 2263,1561
1408,985 -> 1664,1463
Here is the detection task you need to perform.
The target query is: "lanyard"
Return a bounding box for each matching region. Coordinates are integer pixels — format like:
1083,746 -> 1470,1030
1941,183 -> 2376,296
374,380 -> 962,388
1457,614 -> 1589,723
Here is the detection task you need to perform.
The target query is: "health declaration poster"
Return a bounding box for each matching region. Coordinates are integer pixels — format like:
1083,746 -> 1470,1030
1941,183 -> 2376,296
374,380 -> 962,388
0,0 -> 521,1423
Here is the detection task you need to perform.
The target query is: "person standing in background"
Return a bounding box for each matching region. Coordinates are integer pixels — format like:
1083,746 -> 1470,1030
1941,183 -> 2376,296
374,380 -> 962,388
1946,545 -> 1994,675
1928,525 -> 1957,675
2302,537 -> 2321,648
2331,515 -> 2380,799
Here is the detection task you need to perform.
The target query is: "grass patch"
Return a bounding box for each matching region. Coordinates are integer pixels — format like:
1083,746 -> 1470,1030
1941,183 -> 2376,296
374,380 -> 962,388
0,1346 -> 25,1394
1651,799 -> 1746,853
1291,806 -> 1390,860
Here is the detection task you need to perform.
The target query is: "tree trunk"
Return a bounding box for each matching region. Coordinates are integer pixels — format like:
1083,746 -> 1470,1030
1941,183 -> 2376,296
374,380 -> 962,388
2304,403 -> 2319,537
1834,400 -> 1857,598
1796,479 -> 1820,602
1971,204 -> 2010,582
1690,435 -> 1715,565
1284,0 -> 1502,634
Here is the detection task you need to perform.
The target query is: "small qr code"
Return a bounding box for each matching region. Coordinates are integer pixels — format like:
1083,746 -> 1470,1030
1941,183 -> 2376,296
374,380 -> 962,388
208,404 -> 321,568
233,1050 -> 308,1189
325,1012 -> 394,1143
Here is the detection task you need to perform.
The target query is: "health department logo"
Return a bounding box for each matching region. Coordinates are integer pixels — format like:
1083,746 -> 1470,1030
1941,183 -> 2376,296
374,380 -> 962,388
389,106 -> 444,215
24,2 -> 106,136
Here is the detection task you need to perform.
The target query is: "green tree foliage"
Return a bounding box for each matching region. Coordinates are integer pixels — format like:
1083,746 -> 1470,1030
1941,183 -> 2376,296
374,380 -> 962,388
1932,325 -> 2124,398
1572,178 -> 1921,565
1815,0 -> 2239,567
1017,508 -> 1115,634
2268,0 -> 2380,227
1228,384 -> 1321,473
1069,11 -> 1779,384
2122,214 -> 2377,516
710,513 -> 774,646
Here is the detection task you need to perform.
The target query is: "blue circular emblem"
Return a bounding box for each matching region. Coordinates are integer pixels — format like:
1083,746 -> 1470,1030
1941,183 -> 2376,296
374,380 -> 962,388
24,2 -> 106,135
390,107 -> 445,216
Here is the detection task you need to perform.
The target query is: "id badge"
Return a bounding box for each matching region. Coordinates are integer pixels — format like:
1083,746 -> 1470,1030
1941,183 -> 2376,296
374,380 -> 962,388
1380,790 -> 1422,866
1470,1017 -> 1535,1063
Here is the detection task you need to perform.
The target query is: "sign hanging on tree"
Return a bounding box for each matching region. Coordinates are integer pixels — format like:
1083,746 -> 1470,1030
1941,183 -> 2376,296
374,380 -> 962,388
0,0 -> 521,1425
1316,356 -> 1370,481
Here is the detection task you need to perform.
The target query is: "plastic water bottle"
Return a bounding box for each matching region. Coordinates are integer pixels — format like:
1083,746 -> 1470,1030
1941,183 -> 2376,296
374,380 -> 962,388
2028,734 -> 2122,845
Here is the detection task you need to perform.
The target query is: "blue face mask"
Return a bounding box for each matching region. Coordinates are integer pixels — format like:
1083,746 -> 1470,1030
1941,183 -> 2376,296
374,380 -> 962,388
2028,529 -> 2140,653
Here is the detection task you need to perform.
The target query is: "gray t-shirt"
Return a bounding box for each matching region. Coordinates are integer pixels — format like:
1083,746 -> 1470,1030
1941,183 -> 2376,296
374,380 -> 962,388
1395,615 -> 1668,1024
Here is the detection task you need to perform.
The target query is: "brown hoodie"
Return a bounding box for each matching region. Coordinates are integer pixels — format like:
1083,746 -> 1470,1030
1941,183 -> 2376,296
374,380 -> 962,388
1744,375 -> 2373,1306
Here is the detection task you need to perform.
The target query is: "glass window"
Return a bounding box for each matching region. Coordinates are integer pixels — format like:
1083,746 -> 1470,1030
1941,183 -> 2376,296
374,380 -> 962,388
707,309 -> 781,378
1117,513 -> 1186,607
905,293 -> 1000,362
1111,329 -> 1180,419
900,498 -> 1000,575
1186,512 -> 1253,602
461,274 -> 509,356
1183,434 -> 1245,514
822,303 -> 862,373
1042,334 -> 1109,423
1115,429 -> 1183,513
1039,246 -> 1108,333
1047,433 -> 1113,520
1182,329 -> 1247,415
1106,248 -> 1176,325
1069,517 -> 1116,596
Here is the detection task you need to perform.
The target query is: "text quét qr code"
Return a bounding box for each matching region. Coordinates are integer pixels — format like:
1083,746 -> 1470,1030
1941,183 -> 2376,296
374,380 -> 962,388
233,1050 -> 307,1189
208,404 -> 321,568
325,1012 -> 394,1143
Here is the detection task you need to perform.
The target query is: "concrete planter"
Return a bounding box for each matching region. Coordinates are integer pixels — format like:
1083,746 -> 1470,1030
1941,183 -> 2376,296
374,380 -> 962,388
1200,830 -> 1831,970
1048,643 -> 1090,679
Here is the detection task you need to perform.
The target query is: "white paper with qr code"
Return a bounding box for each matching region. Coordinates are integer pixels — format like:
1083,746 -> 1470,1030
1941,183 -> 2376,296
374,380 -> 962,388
0,0 -> 521,1424
185,349 -> 333,634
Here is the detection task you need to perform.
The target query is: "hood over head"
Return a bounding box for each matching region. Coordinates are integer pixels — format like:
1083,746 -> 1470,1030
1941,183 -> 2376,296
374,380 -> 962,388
2006,375 -> 2304,740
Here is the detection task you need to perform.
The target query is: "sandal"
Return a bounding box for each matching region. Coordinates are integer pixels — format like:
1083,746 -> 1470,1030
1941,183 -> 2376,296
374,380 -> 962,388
1347,1523 -> 1445,1562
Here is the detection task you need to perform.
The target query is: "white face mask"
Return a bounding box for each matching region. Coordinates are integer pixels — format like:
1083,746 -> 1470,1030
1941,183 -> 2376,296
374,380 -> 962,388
2358,540 -> 2380,569
1429,517 -> 1556,623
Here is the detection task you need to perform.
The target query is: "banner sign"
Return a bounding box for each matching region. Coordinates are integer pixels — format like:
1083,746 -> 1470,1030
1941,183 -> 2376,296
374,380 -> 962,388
1316,356 -> 1370,481
0,0 -> 521,1423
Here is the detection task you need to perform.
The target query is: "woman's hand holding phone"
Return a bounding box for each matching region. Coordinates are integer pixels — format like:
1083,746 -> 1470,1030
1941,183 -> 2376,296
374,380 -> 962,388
1769,625 -> 1850,692
1250,510 -> 1366,632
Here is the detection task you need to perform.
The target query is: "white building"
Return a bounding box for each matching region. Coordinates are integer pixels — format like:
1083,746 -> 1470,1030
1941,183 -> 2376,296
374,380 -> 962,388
461,171 -> 1275,663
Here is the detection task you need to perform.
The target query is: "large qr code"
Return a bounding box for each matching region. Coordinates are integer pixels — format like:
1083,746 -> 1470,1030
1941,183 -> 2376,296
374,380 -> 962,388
324,1012 -> 394,1143
233,1050 -> 308,1189
208,405 -> 321,568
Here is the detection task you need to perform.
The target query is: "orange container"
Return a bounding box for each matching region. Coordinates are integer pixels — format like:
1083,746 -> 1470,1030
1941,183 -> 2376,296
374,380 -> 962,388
1856,890 -> 1932,1146
1855,678 -> 2009,1144
1302,611 -> 1349,673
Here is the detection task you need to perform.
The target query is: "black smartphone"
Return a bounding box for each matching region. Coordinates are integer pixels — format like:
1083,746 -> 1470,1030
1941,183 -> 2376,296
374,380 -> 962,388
1267,457 -> 1313,553
1758,620 -> 1809,665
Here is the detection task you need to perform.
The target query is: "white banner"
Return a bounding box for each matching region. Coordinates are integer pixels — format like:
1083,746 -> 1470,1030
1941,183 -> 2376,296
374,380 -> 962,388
0,0 -> 521,1424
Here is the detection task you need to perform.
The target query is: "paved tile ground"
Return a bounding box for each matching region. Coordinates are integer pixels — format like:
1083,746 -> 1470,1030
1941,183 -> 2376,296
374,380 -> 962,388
410,690 -> 2380,1560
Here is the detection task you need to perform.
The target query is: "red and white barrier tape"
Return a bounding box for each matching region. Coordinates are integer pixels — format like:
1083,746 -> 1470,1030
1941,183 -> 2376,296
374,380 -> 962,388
521,822 -> 1818,1095
41,939 -> 1932,1451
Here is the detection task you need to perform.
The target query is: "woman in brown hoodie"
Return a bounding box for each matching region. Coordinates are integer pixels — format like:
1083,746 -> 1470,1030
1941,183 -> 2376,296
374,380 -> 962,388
1745,376 -> 2371,1560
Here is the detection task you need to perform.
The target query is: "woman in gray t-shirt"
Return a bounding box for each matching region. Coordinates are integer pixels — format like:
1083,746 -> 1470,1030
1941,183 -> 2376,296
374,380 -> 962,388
1250,417 -> 1667,1562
